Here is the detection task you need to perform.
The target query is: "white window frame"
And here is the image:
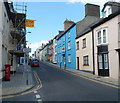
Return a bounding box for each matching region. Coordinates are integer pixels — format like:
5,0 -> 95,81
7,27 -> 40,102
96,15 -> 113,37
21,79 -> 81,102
96,28 -> 108,45
68,41 -> 71,50
68,31 -> 70,38
68,54 -> 71,63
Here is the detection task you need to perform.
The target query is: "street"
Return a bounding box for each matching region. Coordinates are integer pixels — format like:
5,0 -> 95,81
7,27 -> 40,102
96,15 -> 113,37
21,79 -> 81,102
2,62 -> 119,102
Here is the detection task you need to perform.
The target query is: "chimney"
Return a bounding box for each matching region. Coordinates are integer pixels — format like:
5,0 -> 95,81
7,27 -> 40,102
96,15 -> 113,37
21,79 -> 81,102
64,19 -> 75,31
85,3 -> 100,17
59,30 -> 64,34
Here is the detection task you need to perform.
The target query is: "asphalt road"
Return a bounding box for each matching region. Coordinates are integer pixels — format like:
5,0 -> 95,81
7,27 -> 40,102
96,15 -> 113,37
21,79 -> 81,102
34,62 -> 118,101
2,62 -> 119,103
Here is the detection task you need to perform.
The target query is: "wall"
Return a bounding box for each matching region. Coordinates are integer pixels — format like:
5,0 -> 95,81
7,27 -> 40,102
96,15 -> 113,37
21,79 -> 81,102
76,31 -> 93,72
57,25 -> 76,69
93,15 -> 119,79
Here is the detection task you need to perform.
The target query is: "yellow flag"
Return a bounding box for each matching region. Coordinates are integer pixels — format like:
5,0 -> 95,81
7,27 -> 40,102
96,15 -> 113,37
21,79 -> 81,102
26,19 -> 35,27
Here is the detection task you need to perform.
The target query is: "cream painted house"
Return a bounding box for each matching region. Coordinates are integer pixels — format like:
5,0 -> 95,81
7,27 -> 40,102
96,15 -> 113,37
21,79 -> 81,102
76,31 -> 93,73
76,3 -> 100,73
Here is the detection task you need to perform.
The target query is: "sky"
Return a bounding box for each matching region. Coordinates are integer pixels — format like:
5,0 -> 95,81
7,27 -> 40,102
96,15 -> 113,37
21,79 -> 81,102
13,0 -> 120,55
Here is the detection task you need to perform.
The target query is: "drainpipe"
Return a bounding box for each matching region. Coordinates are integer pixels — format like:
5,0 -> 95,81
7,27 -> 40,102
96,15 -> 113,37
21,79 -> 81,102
92,29 -> 95,74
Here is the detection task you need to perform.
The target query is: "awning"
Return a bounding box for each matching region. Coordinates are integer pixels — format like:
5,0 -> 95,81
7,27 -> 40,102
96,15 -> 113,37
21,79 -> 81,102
9,50 -> 25,57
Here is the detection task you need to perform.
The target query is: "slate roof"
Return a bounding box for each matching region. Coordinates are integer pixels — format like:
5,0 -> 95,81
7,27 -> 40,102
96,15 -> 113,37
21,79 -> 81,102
76,9 -> 120,39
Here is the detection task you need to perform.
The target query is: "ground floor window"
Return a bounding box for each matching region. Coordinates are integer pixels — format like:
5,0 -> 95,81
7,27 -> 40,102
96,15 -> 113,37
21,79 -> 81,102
83,55 -> 89,66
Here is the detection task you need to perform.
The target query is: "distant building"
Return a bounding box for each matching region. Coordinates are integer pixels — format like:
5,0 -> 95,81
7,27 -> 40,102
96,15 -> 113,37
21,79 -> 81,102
52,35 -> 58,64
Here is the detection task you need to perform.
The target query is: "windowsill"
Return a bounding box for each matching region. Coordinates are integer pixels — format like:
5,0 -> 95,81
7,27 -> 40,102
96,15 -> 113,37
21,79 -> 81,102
97,43 -> 108,47
83,64 -> 89,66
82,47 -> 86,49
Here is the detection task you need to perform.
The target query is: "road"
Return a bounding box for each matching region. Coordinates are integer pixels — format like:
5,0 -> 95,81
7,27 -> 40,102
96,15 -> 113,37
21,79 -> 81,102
2,62 -> 119,102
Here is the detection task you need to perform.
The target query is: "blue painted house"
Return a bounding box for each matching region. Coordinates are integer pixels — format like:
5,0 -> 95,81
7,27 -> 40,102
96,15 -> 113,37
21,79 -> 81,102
56,19 -> 76,69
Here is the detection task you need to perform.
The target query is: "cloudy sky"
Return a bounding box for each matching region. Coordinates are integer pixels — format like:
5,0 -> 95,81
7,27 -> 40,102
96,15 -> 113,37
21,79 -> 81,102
12,0 -> 120,55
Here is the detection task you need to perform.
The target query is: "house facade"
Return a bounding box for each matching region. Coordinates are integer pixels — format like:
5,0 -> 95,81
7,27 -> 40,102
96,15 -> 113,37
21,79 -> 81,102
57,19 -> 76,69
76,3 -> 100,73
0,1 -> 26,79
92,2 -> 120,79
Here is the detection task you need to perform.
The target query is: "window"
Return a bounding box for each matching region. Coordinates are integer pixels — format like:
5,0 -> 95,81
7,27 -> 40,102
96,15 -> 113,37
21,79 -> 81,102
68,31 -> 70,38
104,11 -> 106,18
83,56 -> 89,66
83,38 -> 86,48
68,41 -> 71,50
98,31 -> 101,44
103,30 -> 106,43
97,28 -> 107,45
68,54 -> 71,63
108,8 -> 111,15
63,36 -> 65,42
118,23 -> 120,41
76,41 -> 79,50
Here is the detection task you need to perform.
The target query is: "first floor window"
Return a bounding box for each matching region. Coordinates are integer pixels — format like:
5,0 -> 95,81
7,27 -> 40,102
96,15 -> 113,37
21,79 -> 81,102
76,41 -> 79,50
83,38 -> 86,48
68,41 -> 71,50
68,54 -> 71,63
83,55 -> 89,66
96,28 -> 107,45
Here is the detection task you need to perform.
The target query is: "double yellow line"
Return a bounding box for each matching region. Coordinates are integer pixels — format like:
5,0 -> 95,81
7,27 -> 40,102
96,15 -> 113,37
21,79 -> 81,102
65,70 -> 119,89
0,71 -> 42,99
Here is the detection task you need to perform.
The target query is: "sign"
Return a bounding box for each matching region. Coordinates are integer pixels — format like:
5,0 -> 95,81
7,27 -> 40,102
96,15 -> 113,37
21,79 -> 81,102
23,48 -> 31,53
26,19 -> 35,28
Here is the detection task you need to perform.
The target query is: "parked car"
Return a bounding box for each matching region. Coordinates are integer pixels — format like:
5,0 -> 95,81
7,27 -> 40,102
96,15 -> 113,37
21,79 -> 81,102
30,58 -> 40,67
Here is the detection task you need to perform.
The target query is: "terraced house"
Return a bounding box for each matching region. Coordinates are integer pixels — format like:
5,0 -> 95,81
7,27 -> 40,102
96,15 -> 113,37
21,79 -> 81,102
76,3 -> 100,72
57,19 -> 76,69
92,1 -> 120,79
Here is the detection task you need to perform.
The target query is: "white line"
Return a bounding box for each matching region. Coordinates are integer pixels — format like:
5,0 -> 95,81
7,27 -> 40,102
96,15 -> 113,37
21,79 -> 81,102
34,91 -> 38,93
36,94 -> 41,99
38,99 -> 42,101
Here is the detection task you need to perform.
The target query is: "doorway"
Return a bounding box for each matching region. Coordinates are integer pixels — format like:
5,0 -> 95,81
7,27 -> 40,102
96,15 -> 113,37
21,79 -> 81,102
98,53 -> 109,76
77,57 -> 79,70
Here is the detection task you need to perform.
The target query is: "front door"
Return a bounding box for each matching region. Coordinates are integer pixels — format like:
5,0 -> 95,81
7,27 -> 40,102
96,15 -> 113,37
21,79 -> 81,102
77,57 -> 79,70
98,53 -> 109,76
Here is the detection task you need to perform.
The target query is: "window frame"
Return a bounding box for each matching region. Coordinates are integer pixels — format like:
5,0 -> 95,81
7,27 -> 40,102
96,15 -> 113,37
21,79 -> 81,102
68,54 -> 71,63
96,28 -> 108,45
83,55 -> 89,66
68,41 -> 71,50
83,38 -> 86,48
76,41 -> 79,50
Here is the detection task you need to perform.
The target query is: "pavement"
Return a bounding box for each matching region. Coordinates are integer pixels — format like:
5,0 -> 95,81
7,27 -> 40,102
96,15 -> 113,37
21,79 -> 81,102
43,61 -> 119,87
1,64 -> 34,96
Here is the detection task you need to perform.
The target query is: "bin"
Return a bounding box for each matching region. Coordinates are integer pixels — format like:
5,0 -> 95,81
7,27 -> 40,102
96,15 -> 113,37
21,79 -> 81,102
4,64 -> 11,81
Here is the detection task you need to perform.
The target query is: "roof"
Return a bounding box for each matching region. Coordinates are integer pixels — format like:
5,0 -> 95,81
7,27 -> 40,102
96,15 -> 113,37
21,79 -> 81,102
76,9 -> 120,39
57,23 -> 76,40
91,10 -> 120,28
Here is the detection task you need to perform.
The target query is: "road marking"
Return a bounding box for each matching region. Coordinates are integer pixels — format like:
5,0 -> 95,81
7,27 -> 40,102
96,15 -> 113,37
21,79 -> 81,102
38,99 -> 42,101
34,91 -> 38,93
65,70 -> 119,89
36,94 -> 41,99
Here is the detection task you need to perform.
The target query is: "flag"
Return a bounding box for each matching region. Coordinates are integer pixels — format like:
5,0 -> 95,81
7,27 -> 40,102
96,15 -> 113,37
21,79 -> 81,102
26,19 -> 35,28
